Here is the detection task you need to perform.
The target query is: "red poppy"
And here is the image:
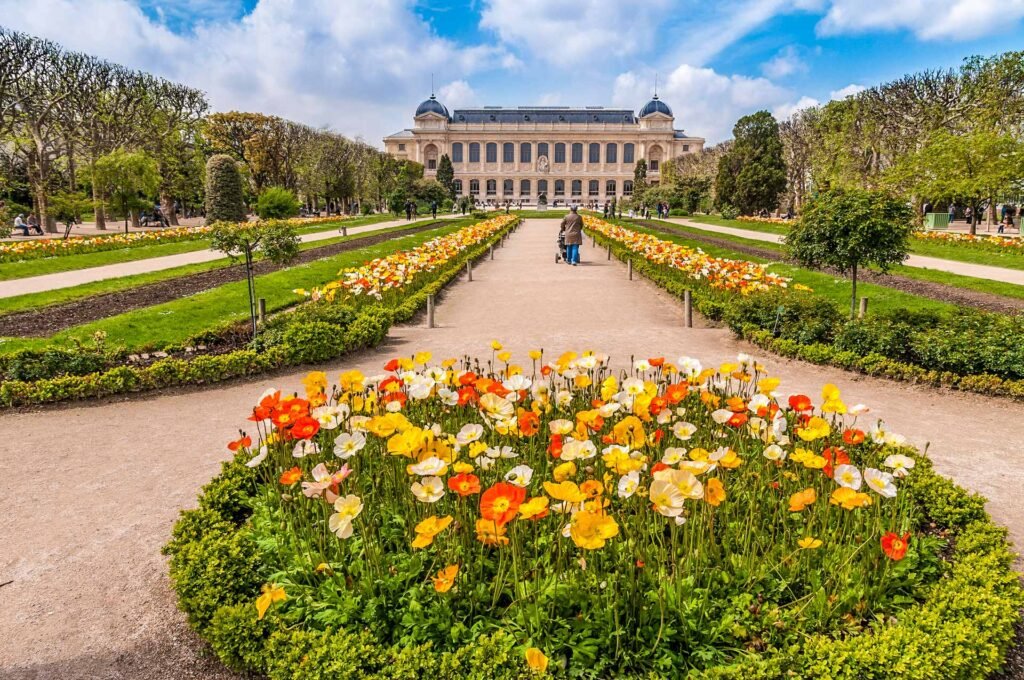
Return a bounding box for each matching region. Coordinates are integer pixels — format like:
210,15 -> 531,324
378,376 -> 401,394
448,473 -> 482,496
456,386 -> 478,406
881,532 -> 910,561
547,434 -> 564,459
249,391 -> 281,421
651,461 -> 669,475
540,365 -> 553,377
382,391 -> 407,407
591,399 -> 605,408
271,397 -> 309,428
843,428 -> 866,445
383,358 -> 401,372
227,435 -> 252,452
479,482 -> 526,525
290,416 -> 320,440
788,394 -> 813,412
518,411 -> 540,436
649,396 -> 668,415
648,357 -> 665,368
727,412 -> 749,428
279,466 -> 303,485
458,371 -> 478,386
665,383 -> 688,404
652,428 -> 664,444
822,447 -> 850,479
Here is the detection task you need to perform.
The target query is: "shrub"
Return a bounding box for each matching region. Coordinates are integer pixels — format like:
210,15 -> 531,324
280,321 -> 347,365
719,204 -> 739,220
255,187 -> 301,219
668,208 -> 691,217
205,154 -> 246,223
1,346 -> 110,382
724,288 -> 842,345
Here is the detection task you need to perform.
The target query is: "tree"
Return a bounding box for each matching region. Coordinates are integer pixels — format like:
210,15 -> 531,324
255,186 -> 300,219
209,221 -> 299,337
435,153 -> 455,201
413,178 -> 447,206
785,188 -> 912,318
205,154 -> 246,223
94,148 -> 159,233
632,159 -> 648,204
716,111 -> 787,215
48,189 -> 92,227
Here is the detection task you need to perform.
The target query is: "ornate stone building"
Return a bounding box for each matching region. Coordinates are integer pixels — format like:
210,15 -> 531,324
383,94 -> 704,205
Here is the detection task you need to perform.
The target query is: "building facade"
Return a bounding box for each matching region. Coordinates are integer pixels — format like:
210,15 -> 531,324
383,95 -> 704,205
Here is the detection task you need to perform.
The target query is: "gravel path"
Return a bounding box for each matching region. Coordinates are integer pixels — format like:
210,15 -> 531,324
1,219 -> 1021,679
673,217 -> 1024,286
0,216 -> 455,299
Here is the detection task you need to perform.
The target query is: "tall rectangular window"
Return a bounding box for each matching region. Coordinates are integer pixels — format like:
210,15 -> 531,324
520,179 -> 531,195
538,179 -> 548,195
571,179 -> 582,196
606,179 -> 616,195
451,142 -> 463,163
520,143 -> 532,163
649,160 -> 659,171
538,142 -> 549,159
503,142 -> 514,163
469,143 -> 480,163
503,179 -> 513,195
623,143 -> 635,164
606,143 -> 617,163
554,143 -> 565,163
486,143 -> 497,163
588,143 -> 600,163
571,143 -> 583,163
588,180 -> 599,196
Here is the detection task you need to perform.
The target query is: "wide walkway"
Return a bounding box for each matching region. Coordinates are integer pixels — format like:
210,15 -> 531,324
0,216 -> 453,299
1,219 -> 1022,679
671,217 -> 1024,286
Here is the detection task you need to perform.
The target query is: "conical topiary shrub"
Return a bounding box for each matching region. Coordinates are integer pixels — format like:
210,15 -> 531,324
205,154 -> 246,224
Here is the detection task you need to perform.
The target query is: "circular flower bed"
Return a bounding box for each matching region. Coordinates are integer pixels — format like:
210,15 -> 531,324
166,347 -> 1022,679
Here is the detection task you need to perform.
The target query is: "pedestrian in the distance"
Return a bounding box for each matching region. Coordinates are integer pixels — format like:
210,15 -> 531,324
27,213 -> 43,234
405,200 -> 414,221
559,205 -> 583,266
430,200 -> 437,219
948,203 -> 956,223
14,213 -> 29,236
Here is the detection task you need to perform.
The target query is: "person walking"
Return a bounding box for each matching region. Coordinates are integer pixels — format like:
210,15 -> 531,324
559,205 -> 583,266
948,203 -> 956,224
430,200 -> 437,219
405,200 -> 414,221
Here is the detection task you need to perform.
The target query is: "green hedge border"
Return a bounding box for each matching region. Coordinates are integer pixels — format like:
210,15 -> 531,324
586,227 -> 1024,402
0,218 -> 519,408
165,429 -> 1021,678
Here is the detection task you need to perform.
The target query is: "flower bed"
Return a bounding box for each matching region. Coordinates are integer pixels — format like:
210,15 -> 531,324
913,230 -> 1024,253
0,215 -> 351,262
584,216 -> 799,295
737,215 -> 791,226
166,347 -> 1021,678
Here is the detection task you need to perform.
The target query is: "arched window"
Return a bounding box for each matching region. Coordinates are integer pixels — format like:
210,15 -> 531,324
623,180 -> 633,196
486,143 -> 497,163
623,143 -> 635,164
538,179 -> 548,195
605,179 -> 616,195
503,179 -> 513,195
606,143 -> 617,164
451,143 -> 463,163
648,144 -> 662,172
537,142 -> 549,159
571,143 -> 583,163
453,179 -> 463,195
503,142 -> 514,163
486,179 -> 497,195
520,142 -> 532,163
469,143 -> 480,163
554,143 -> 566,163
588,143 -> 600,163
588,180 -> 599,196
520,179 -> 531,196
571,179 -> 582,196
469,179 -> 480,195
554,180 -> 565,196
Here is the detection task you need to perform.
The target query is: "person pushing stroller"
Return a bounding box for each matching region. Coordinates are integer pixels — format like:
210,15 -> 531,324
558,205 -> 583,266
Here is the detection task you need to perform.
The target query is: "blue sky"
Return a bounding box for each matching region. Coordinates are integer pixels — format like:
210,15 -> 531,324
2,0 -> 1023,144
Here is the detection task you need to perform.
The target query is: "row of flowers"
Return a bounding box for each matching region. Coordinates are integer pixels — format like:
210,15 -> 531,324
913,229 -> 1024,252
585,215 -> 801,294
0,215 -> 353,262
297,214 -> 518,303
737,215 -> 791,225
227,343 -> 927,674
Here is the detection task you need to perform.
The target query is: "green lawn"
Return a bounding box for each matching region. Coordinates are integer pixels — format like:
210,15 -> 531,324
0,219 -> 472,354
0,214 -> 400,282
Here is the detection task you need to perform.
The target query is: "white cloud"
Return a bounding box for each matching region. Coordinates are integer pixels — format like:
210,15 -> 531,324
479,0 -> 672,66
773,95 -> 820,120
816,0 -> 1024,41
761,45 -> 808,79
0,0 -> 518,146
829,83 -> 865,99
613,64 -> 793,143
438,80 -> 479,109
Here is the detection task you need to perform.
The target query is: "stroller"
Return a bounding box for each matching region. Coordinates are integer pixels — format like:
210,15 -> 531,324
555,230 -> 568,263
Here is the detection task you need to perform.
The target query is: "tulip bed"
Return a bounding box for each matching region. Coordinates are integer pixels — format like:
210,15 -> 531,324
166,348 -> 1021,679
913,230 -> 1024,253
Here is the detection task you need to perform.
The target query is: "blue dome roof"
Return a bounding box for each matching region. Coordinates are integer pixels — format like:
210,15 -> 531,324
639,96 -> 672,118
415,95 -> 450,119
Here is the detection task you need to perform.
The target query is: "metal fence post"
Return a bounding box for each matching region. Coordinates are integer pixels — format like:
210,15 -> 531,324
427,295 -> 435,328
257,298 -> 266,324
859,297 -> 868,319
607,244 -> 611,260
467,260 -> 473,281
627,259 -> 633,280
684,290 -> 693,328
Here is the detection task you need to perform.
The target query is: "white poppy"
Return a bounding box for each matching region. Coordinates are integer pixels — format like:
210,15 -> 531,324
672,421 -> 697,440
292,440 -> 318,458
561,438 -> 597,461
833,464 -> 863,490
334,431 -> 366,459
329,494 -> 364,539
661,447 -> 687,465
763,444 -> 786,461
503,375 -> 532,392
411,476 -> 445,503
456,423 -> 484,445
245,445 -> 268,468
864,468 -> 898,498
883,454 -> 915,478
504,464 -> 534,487
617,471 -> 640,498
408,457 -> 448,476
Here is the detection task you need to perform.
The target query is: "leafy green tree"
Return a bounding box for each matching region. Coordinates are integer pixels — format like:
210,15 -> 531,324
209,220 -> 299,337
632,159 -> 648,204
94,148 -> 160,233
715,111 -> 787,215
888,129 -> 1023,235
785,188 -> 912,318
435,154 -> 455,201
255,186 -> 300,219
413,178 -> 447,207
48,190 -> 92,228
205,154 -> 246,223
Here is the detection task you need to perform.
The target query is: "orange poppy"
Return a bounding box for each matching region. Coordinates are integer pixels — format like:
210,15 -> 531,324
788,487 -> 816,512
383,358 -> 401,372
271,397 -> 309,428
665,383 -> 688,404
378,376 -> 401,393
290,416 -> 320,440
822,447 -> 850,478
479,482 -> 526,525
547,434 -> 564,459
456,386 -> 478,406
540,365 -> 553,377
842,428 -> 866,445
249,391 -> 281,421
382,391 -> 408,407
458,371 -> 478,386
726,412 -> 748,428
447,473 -> 481,497
279,466 -> 303,485
227,435 -> 251,452
649,396 -> 668,415
649,357 -> 665,367
881,531 -> 910,560
788,394 -> 813,411
517,411 -> 540,436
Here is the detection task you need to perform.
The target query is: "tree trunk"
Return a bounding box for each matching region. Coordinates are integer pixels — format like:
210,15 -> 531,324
244,248 -> 258,338
130,209 -> 140,229
849,263 -> 858,320
161,192 -> 179,226
970,198 -> 979,236
67,138 -> 77,191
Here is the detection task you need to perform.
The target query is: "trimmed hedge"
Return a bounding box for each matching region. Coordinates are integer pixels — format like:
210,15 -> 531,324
166,446 -> 1022,679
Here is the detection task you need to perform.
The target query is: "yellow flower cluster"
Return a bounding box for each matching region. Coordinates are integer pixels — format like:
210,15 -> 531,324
914,230 -> 1024,251
584,216 -> 795,294
303,214 -> 516,302
737,215 -> 791,225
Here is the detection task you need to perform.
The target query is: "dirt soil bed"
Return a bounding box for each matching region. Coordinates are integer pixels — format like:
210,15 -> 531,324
0,222 -> 444,338
633,220 -> 1024,315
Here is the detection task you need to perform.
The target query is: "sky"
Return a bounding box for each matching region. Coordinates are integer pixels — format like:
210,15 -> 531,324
2,0 -> 1023,145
